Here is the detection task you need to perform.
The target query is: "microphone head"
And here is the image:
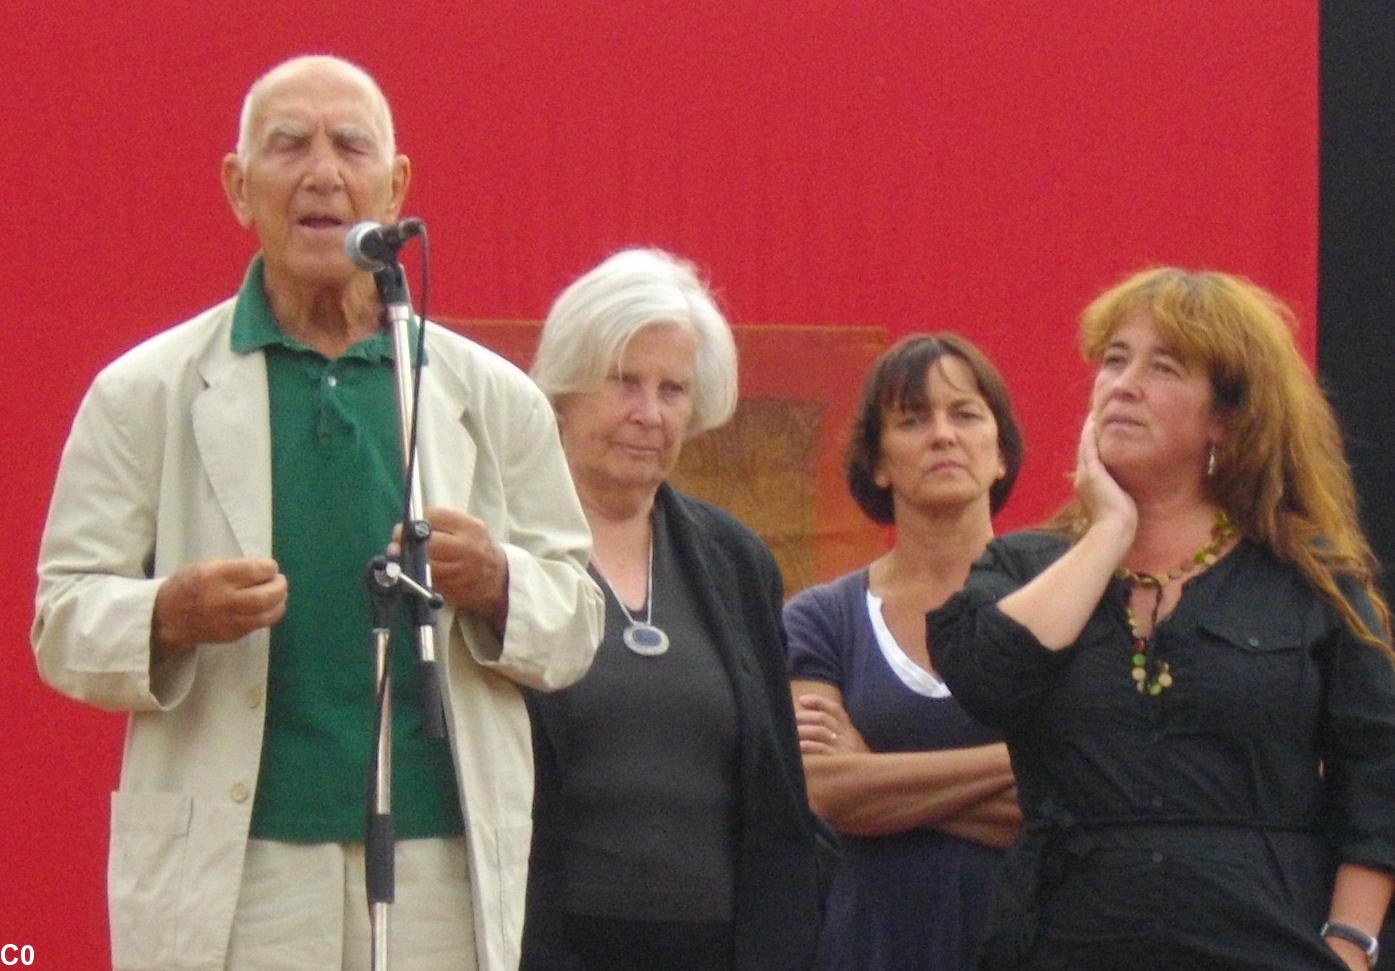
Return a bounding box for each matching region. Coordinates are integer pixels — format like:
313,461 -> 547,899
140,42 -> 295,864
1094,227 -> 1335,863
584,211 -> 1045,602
345,220 -> 387,271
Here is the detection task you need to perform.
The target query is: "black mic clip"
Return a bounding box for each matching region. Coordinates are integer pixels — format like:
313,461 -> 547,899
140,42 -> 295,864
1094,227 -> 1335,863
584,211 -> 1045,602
345,218 -> 425,271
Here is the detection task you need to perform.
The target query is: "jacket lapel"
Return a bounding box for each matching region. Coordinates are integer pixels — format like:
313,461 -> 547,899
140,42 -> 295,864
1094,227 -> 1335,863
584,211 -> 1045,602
659,487 -> 761,726
192,345 -> 273,559
412,335 -> 478,513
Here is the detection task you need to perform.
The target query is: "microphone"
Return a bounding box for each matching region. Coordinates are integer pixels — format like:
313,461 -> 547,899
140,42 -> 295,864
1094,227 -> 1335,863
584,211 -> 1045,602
345,218 -> 425,271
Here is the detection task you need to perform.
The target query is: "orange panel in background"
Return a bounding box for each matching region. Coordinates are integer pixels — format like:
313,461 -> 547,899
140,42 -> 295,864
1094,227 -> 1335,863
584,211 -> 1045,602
448,319 -> 888,597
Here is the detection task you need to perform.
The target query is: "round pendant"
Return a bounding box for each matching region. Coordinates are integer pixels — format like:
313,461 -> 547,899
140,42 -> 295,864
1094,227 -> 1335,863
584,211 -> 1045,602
623,622 -> 670,657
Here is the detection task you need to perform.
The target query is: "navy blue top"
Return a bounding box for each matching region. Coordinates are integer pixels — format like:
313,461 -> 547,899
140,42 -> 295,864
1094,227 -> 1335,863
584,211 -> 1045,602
786,569 -> 1005,971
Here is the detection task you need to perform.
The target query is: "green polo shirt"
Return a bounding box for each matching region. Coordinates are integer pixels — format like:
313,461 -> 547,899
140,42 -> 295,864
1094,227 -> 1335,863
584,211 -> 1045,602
231,258 -> 463,843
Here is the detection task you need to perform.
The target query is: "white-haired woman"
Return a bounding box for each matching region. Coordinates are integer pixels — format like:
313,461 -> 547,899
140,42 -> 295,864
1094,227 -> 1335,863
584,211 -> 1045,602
520,248 -> 831,971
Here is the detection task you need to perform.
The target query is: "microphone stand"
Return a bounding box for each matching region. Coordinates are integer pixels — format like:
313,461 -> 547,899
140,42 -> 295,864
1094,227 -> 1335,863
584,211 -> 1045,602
360,234 -> 444,971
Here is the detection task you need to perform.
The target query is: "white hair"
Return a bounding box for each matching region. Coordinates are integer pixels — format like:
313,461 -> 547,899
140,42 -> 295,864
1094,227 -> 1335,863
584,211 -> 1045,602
531,248 -> 739,435
235,54 -> 396,159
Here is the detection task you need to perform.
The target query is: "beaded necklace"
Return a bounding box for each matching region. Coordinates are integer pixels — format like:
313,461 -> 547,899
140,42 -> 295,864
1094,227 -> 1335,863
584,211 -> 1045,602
1117,510 -> 1237,695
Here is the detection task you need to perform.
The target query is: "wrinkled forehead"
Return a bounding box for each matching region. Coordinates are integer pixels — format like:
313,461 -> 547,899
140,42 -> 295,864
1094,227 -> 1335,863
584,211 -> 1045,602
246,62 -> 392,148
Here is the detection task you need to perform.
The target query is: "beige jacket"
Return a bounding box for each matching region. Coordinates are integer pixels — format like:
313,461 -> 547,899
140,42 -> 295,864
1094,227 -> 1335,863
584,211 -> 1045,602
32,297 -> 603,971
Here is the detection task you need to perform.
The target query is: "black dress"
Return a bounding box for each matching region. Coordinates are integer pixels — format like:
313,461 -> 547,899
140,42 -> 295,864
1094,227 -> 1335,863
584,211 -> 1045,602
929,533 -> 1395,971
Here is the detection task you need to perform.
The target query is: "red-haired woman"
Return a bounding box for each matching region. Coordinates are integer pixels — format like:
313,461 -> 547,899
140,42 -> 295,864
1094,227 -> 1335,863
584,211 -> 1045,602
932,269 -> 1395,970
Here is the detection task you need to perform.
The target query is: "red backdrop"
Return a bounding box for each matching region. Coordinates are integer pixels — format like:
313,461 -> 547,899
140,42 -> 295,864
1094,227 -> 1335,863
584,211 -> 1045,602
1,1 -> 1315,963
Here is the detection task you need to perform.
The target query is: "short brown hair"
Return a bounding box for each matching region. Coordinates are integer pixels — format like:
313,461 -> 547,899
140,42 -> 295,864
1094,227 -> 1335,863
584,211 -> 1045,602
845,333 -> 1023,524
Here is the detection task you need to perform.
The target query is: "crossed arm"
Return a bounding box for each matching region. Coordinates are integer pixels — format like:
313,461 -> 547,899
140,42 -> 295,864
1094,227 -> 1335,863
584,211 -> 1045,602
791,678 -> 1021,848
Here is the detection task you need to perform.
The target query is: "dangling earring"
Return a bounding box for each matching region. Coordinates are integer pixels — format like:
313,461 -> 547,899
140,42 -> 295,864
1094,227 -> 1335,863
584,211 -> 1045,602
1206,443 -> 1217,478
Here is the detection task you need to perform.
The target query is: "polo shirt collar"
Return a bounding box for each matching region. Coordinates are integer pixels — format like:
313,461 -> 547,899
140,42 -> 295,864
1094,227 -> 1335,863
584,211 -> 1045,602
229,256 -> 419,363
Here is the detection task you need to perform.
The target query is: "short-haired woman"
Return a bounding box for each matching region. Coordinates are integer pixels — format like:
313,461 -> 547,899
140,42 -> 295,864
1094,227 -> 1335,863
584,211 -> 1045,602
786,333 -> 1025,970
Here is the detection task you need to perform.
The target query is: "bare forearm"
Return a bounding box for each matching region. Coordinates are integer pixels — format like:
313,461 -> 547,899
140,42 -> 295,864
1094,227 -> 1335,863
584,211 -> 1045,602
803,745 -> 1015,837
997,519 -> 1131,650
938,817 -> 1019,850
998,416 -> 1137,650
1325,862 -> 1393,969
937,788 -> 1023,849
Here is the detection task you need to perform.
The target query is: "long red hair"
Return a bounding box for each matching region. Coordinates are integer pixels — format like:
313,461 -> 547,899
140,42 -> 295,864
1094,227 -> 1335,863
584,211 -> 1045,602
1056,267 -> 1391,655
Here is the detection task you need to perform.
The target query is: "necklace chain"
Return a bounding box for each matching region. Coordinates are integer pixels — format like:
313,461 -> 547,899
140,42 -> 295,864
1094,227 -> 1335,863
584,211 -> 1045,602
594,533 -> 670,657
595,533 -> 652,627
1117,510 -> 1237,696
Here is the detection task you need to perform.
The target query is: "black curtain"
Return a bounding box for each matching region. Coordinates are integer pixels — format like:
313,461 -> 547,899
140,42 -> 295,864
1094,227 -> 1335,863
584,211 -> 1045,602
1319,0 -> 1395,592
1319,0 -> 1395,953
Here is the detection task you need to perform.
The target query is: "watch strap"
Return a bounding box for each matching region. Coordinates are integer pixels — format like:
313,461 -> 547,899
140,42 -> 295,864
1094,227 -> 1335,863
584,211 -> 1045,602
1322,920 -> 1379,968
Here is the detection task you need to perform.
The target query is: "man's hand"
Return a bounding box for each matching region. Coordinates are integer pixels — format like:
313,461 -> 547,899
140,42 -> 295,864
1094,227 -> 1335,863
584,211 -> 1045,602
151,558 -> 288,657
394,506 -> 509,637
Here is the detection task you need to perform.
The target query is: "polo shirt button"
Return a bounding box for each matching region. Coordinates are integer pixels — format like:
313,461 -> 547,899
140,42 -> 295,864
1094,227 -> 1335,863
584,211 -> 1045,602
1150,794 -> 1164,809
1247,636 -> 1260,647
1151,851 -> 1164,864
245,686 -> 262,709
326,375 -> 339,388
230,782 -> 250,803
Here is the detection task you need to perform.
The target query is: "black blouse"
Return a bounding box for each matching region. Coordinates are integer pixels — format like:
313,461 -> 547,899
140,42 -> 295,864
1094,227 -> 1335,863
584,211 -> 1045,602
929,532 -> 1395,970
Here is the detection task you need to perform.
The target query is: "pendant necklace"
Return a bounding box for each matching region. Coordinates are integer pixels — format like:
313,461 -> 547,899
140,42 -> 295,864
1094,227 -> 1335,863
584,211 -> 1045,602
1116,510 -> 1236,695
596,536 -> 670,657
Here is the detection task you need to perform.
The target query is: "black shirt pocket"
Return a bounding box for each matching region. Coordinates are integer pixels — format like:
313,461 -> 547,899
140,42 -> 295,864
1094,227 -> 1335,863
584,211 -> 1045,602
1183,617 -> 1315,736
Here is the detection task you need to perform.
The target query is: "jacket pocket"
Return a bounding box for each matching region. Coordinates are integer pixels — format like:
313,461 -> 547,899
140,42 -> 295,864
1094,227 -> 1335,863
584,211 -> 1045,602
109,791 -> 192,970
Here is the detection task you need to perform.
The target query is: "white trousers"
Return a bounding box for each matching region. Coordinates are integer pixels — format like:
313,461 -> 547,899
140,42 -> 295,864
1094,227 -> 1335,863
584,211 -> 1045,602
225,836 -> 477,970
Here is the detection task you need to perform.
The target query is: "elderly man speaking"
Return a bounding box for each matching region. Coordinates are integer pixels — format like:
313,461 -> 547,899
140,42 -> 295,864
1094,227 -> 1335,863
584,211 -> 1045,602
31,55 -> 602,971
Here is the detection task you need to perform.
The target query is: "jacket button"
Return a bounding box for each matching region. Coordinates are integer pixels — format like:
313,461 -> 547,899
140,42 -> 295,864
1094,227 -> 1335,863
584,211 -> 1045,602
230,782 -> 250,803
246,686 -> 263,709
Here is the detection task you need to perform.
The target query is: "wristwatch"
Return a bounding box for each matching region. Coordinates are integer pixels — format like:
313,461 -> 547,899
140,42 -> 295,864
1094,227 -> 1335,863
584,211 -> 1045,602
1321,920 -> 1380,968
